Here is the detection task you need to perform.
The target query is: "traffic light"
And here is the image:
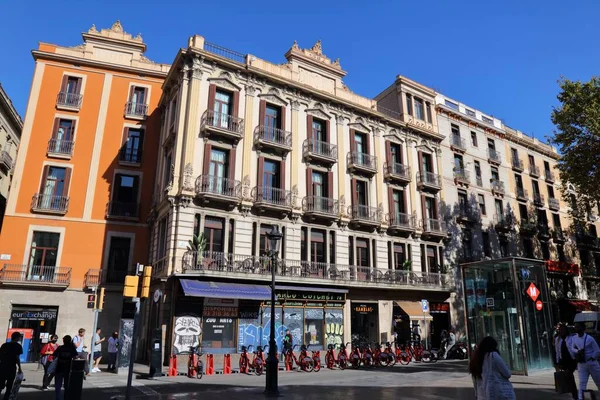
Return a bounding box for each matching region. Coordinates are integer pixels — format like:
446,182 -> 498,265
87,294 -> 96,309
141,266 -> 152,298
97,287 -> 105,310
123,275 -> 139,298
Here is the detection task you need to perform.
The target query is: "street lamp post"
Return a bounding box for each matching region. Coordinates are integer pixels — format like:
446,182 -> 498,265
265,225 -> 282,396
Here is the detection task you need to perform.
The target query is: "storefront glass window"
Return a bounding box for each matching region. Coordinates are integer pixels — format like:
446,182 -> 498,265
325,308 -> 343,347
283,308 -> 304,349
304,308 -> 324,349
262,306 -> 283,349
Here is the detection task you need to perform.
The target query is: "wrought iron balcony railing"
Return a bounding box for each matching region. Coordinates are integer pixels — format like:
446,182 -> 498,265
347,152 -> 377,172
450,135 -> 466,151
195,175 -> 241,200
31,194 -> 69,214
201,110 -> 244,137
529,164 -> 540,177
516,187 -> 528,200
545,169 -> 555,182
548,197 -> 560,210
0,264 -> 71,286
417,171 -> 441,189
302,139 -> 337,161
252,186 -> 292,209
0,150 -> 13,170
84,269 -> 101,288
422,218 -> 447,234
454,168 -> 470,184
388,212 -> 416,230
119,146 -> 142,164
491,179 -> 505,194
384,162 -> 411,182
124,102 -> 148,118
487,148 -> 501,164
512,157 -> 524,171
533,193 -> 545,206
56,92 -> 82,109
107,201 -> 140,219
302,196 -> 338,217
47,139 -> 74,157
254,126 -> 292,149
349,204 -> 380,224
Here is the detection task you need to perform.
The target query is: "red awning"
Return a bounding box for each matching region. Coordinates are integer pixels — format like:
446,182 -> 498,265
568,300 -> 597,312
546,260 -> 580,276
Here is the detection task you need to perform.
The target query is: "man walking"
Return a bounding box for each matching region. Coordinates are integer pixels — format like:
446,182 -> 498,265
0,332 -> 23,400
569,322 -> 600,400
72,328 -> 89,375
555,323 -> 578,399
91,328 -> 104,373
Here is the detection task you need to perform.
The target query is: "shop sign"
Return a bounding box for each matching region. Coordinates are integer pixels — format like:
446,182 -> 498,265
11,309 -> 57,321
535,300 -> 543,311
203,306 -> 238,318
352,304 -> 375,314
545,260 -> 580,276
486,298 -> 495,308
429,303 -> 450,313
526,283 -> 540,302
276,289 -> 345,303
239,305 -> 259,320
203,298 -> 238,307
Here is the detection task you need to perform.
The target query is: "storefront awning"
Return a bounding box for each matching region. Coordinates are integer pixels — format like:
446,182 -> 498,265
180,280 -> 271,300
395,301 -> 433,320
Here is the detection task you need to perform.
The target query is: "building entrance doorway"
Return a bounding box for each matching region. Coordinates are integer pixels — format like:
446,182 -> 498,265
9,306 -> 58,362
350,302 -> 379,344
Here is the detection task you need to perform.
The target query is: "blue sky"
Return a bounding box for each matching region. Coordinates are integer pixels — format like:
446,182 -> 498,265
1,0 -> 598,142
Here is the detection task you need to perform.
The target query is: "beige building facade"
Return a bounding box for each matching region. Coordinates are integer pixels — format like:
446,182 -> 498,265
0,84 -> 22,231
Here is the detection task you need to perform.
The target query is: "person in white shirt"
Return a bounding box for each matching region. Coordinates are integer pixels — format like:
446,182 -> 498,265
568,322 -> 600,400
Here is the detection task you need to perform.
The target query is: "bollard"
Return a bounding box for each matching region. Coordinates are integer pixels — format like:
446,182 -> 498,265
223,354 -> 231,374
65,359 -> 85,400
168,355 -> 177,377
206,354 -> 214,375
188,353 -> 197,378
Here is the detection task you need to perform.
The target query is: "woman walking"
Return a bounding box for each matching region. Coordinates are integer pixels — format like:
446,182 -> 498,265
40,335 -> 59,390
469,336 -> 515,400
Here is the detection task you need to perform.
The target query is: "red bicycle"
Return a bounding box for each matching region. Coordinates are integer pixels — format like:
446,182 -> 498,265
285,345 -> 314,372
309,345 -> 321,372
337,343 -> 349,369
249,345 -> 265,375
350,343 -> 363,368
382,342 -> 397,367
361,343 -> 374,367
395,343 -> 412,365
325,344 -> 337,369
239,345 -> 252,373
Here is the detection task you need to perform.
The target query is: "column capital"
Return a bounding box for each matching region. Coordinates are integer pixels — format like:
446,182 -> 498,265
291,100 -> 300,111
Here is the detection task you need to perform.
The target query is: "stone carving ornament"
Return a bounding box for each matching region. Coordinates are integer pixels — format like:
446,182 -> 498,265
183,163 -> 194,191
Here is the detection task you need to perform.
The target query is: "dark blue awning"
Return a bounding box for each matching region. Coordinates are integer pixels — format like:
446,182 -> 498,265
179,280 -> 271,300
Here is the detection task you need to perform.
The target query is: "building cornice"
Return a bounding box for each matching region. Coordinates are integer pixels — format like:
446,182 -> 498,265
0,84 -> 23,134
436,104 -> 505,137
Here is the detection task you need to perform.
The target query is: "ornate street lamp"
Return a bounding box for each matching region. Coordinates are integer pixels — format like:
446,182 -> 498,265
265,225 -> 282,396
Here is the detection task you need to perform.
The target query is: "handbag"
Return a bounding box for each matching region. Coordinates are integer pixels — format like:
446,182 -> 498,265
575,335 -> 587,363
47,358 -> 58,375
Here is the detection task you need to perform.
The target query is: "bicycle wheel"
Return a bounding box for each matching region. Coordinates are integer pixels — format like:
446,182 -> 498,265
338,355 -> 347,370
254,360 -> 263,376
399,352 -> 410,365
379,353 -> 389,367
387,352 -> 397,367
197,361 -> 203,379
313,356 -> 321,372
301,356 -> 314,372
239,357 -> 248,373
421,351 -> 432,363
325,353 -> 334,369
351,354 -> 360,369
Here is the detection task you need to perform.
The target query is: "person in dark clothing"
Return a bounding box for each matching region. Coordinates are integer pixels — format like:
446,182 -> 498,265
283,329 -> 293,352
0,331 -> 23,400
53,335 -> 78,400
40,334 -> 59,390
554,323 -> 578,400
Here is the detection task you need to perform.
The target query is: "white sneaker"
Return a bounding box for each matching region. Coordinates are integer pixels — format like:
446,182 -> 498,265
92,367 -> 100,373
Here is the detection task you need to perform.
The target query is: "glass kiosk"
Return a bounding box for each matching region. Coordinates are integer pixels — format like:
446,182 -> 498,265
461,257 -> 554,375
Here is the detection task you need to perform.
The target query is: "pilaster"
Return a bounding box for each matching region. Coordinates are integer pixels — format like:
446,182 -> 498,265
180,55 -> 203,196
290,100 -> 300,189
406,139 -> 417,217
336,114 -> 346,209
435,148 -> 444,199
373,128 -> 383,216
242,85 -> 256,188
171,67 -> 190,196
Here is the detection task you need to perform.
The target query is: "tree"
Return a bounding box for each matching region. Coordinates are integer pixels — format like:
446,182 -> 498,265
551,77 -> 600,203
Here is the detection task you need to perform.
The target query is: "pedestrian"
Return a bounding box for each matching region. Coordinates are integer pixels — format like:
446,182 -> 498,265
91,328 -> 104,373
468,336 -> 515,400
72,328 -> 89,375
283,329 -> 293,352
569,321 -> 600,400
107,332 -> 119,372
0,331 -> 23,400
53,335 -> 78,400
554,323 -> 578,399
40,334 -> 59,390
411,323 -> 421,343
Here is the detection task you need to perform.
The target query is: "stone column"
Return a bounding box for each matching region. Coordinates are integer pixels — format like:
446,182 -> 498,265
406,140 -> 417,218
171,66 -> 190,196
290,100 -> 300,190
306,226 -> 312,264
241,85 -> 257,190
372,128 -> 383,213
335,115 -> 347,217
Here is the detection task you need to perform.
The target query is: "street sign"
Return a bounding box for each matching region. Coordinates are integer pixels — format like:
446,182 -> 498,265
421,299 -> 429,313
486,298 -> 495,308
526,283 -> 540,302
535,300 -> 543,311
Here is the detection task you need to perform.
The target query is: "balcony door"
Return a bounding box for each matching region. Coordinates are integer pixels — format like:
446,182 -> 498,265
312,171 -> 327,211
53,119 -> 74,153
312,119 -> 325,142
495,199 -> 503,220
425,197 -> 435,220
491,167 -> 500,182
208,148 -> 228,194
122,128 -> 143,163
28,231 -> 59,281
130,86 -> 146,108
41,167 -> 67,210
393,190 -> 405,218
203,217 -> 224,254
454,154 -> 464,171
106,236 -> 131,283
214,90 -> 232,129
488,139 -> 496,151
422,153 -> 433,173
111,174 -> 139,217
265,105 -> 280,141
393,244 -> 406,270
390,143 -> 402,164
356,238 -> 370,269
262,160 -> 280,201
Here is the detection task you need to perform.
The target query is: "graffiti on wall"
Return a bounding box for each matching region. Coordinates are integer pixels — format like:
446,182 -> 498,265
325,309 -> 343,346
173,315 -> 201,355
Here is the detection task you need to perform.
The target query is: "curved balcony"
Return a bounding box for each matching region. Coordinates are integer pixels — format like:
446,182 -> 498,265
491,179 -> 505,196
347,152 -> 377,175
252,186 -> 292,212
417,171 -> 441,192
388,212 -> 416,233
302,196 -> 338,220
303,139 -> 337,164
195,175 -> 241,204
201,110 -> 244,140
454,168 -> 470,186
450,135 -> 466,152
254,126 -> 292,153
384,162 -> 411,184
349,204 -> 380,227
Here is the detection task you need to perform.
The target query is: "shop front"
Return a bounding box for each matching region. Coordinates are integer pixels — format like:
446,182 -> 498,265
462,258 -> 553,375
9,306 -> 58,362
351,302 -> 379,344
545,260 -> 583,324
392,301 -> 433,345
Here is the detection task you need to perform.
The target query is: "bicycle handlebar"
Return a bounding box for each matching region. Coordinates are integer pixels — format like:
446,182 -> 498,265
247,345 -> 253,352
292,344 -> 298,350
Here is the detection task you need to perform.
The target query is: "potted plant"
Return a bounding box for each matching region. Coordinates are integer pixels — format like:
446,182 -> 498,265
187,233 -> 207,268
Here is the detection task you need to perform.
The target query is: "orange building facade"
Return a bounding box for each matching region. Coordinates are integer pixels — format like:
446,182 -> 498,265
0,22 -> 168,360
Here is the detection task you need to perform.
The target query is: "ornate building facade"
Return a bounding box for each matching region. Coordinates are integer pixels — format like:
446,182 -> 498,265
0,85 -> 22,232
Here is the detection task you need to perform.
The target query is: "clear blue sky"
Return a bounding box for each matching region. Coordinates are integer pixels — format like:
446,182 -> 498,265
1,0 -> 598,142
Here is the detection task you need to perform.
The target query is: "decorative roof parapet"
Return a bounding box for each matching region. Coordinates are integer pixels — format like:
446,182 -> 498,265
284,40 -> 346,76
85,20 -> 145,47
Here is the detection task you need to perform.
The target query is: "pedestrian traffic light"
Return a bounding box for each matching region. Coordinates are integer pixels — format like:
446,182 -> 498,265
123,275 -> 139,298
87,294 -> 96,309
141,266 -> 152,298
97,287 -> 105,310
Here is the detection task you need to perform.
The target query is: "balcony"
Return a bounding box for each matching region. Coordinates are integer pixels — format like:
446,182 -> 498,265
347,152 -> 377,175
0,151 -> 13,170
119,147 -> 142,166
548,197 -> 560,211
421,218 -> 447,238
84,269 -> 101,288
529,164 -> 540,178
417,171 -> 441,192
302,139 -> 337,164
254,126 -> 292,153
576,230 -> 600,250
180,251 -> 452,291
519,219 -> 538,235
106,201 -> 139,220
384,162 -> 411,184
453,168 -> 470,186
491,179 -> 505,196
450,135 -> 466,153
494,214 -> 514,232
47,139 -> 74,159
512,157 -> 524,172
349,204 -> 380,227
302,196 -> 338,220
56,92 -> 82,110
538,224 -> 551,239
551,228 -> 566,243
533,193 -> 545,207
487,149 -> 501,165
195,175 -> 241,204
252,186 -> 292,212
475,176 -> 483,187
200,110 -> 244,140
516,187 -> 528,201
388,212 -> 416,233
0,264 -> 71,289
457,206 -> 476,223
545,169 -> 555,183
124,101 -> 148,119
31,194 -> 69,214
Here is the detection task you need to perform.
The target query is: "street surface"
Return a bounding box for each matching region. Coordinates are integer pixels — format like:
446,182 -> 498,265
13,360 -> 597,399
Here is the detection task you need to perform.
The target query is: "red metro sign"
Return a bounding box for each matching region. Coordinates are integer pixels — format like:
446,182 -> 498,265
535,300 -> 543,311
526,283 -> 540,302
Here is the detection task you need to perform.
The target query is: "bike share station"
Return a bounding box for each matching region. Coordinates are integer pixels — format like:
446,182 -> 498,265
461,257 -> 554,375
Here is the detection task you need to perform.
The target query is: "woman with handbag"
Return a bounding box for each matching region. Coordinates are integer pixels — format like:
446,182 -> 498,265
469,336 -> 515,400
39,335 -> 59,391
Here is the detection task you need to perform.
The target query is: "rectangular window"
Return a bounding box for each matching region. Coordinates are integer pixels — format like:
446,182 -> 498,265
427,246 -> 438,273
311,119 -> 325,142
157,218 -> 167,260
544,161 -> 550,171
487,138 -> 496,150
547,185 -> 555,199
465,109 -> 476,117
309,229 -> 326,264
214,90 -> 232,129
263,159 -> 280,189
169,97 -> 177,128
129,86 -> 147,105
495,199 -> 503,218
445,100 -> 458,110
511,148 -> 519,161
519,204 -> 529,223
390,143 -> 402,164
28,231 -> 60,268
41,166 -> 68,205
454,154 -> 464,170
451,124 -> 460,137
422,153 -> 433,173
393,190 -> 405,214
425,102 -> 432,123
491,167 -> 500,181
354,132 -> 367,155
208,148 -> 229,194
552,213 -> 561,229
110,174 -> 140,217
106,236 -> 131,283
259,224 -> 274,256
499,236 -> 509,257
356,180 -> 368,206
528,155 -> 535,167
532,180 -> 540,196
471,131 -> 478,147
481,115 -> 494,124
265,104 -> 281,138
121,128 -> 144,164
557,244 -> 566,262
541,241 -> 550,261
348,237 -> 354,265
478,194 -> 486,215
204,217 -> 224,254
329,231 -> 335,264
523,238 -> 534,258
515,174 -> 524,189
458,190 -> 468,212
356,238 -> 369,268
393,243 -> 406,270
482,232 -> 491,257
462,229 -> 472,260
405,94 -> 413,116
164,153 -> 172,188
50,118 -> 76,155
64,76 -> 81,94
425,197 -> 436,219
474,161 -> 481,178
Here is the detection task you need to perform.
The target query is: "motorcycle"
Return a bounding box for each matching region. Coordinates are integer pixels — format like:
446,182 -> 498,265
445,341 -> 468,360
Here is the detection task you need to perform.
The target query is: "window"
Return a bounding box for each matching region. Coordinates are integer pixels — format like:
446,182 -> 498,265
465,109 -> 475,117
110,174 -> 140,217
445,100 -> 458,110
163,152 -> 172,188
356,180 -> 368,206
499,236 -> 509,257
214,90 -> 232,128
528,155 -> 535,168
49,118 -> 76,155
422,153 -> 433,173
36,166 -> 71,211
519,204 -> 529,223
258,224 -> 276,256
356,238 -> 370,268
511,148 -> 519,161
120,128 -> 144,164
482,232 -> 491,257
127,86 -> 147,116
392,243 -> 406,270
470,131 -> 478,147
481,115 -> 494,124
64,76 -> 81,94
451,124 -> 460,137
302,229 -> 325,264
265,104 -> 281,139
263,159 -> 280,189
454,154 -> 464,171
204,217 -> 224,254
29,231 -> 59,268
157,218 -> 167,260
462,229 -> 472,260
557,244 -> 566,262
311,170 -> 326,200
311,119 -> 325,142
544,161 -> 550,172
348,237 -> 354,265
405,94 -> 413,116
329,231 -> 336,264
458,190 -> 468,213
425,197 -> 437,219
537,209 -> 548,227
552,213 -> 562,229
515,174 -> 524,189
392,190 -> 405,214
522,237 -> 534,258
478,194 -> 486,215
541,241 -> 550,260
427,246 -> 438,273
532,180 -> 540,196
106,236 -> 131,283
495,199 -> 503,218
488,138 -> 496,150
390,143 -> 402,164
425,102 -> 432,123
207,148 -> 229,193
491,167 -> 500,181
354,132 -> 367,154
548,185 -> 555,199
474,161 -> 482,184
169,97 -> 177,128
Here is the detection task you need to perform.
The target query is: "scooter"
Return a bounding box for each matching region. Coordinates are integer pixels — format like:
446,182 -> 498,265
445,341 -> 468,360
